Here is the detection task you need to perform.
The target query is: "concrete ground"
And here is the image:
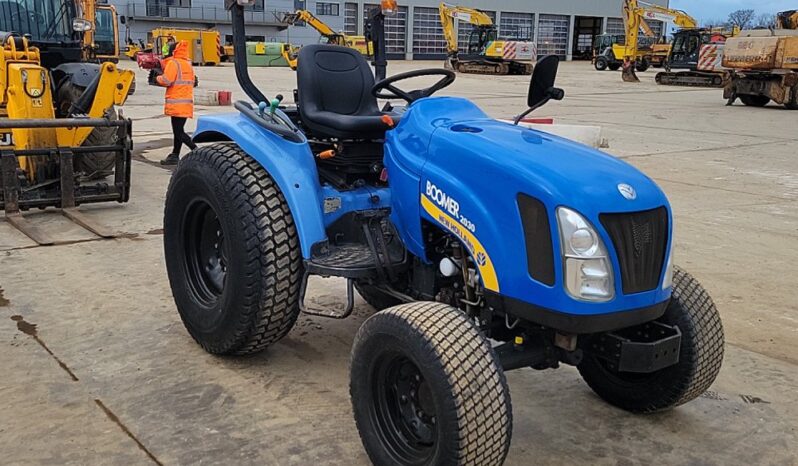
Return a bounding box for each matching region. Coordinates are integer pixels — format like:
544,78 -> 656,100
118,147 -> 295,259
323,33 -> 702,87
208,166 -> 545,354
1,60 -> 797,465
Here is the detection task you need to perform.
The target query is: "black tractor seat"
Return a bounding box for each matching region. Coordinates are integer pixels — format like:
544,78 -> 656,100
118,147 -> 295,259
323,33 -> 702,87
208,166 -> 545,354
296,44 -> 401,140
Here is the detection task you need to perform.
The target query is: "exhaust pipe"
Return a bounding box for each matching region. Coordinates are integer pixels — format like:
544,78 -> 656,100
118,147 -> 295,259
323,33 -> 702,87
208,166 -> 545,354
225,0 -> 267,104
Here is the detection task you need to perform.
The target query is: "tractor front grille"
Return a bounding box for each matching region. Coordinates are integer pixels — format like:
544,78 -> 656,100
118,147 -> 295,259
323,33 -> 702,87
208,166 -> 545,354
600,207 -> 669,295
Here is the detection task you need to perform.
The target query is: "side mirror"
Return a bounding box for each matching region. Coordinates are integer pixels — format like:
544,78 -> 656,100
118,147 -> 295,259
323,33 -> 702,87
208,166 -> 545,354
120,16 -> 126,25
528,55 -> 563,107
515,55 -> 564,125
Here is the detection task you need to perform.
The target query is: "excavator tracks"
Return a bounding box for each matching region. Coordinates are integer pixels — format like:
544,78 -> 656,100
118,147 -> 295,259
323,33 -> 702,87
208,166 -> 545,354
655,71 -> 728,88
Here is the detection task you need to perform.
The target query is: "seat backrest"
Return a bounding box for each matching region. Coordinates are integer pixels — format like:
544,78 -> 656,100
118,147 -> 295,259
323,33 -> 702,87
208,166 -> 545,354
297,44 -> 380,121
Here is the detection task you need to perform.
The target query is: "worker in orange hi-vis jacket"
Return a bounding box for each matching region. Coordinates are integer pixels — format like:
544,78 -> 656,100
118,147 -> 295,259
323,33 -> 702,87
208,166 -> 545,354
155,40 -> 198,165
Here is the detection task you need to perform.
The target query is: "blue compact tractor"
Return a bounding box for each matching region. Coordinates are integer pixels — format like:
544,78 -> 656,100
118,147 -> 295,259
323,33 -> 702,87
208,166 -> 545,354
164,1 -> 724,464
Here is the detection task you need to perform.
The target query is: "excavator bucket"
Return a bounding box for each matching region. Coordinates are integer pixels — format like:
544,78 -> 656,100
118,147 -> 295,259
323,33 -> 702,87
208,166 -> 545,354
622,59 -> 640,82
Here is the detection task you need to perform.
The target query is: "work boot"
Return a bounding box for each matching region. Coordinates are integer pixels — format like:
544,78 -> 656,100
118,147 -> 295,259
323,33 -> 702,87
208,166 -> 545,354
160,153 -> 179,166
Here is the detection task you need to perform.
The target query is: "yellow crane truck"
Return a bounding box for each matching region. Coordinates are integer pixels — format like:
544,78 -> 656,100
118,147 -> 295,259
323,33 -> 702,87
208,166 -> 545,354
0,0 -> 135,245
723,26 -> 798,109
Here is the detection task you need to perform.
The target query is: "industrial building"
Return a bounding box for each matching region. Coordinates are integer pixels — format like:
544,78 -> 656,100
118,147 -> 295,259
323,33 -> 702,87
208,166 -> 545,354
112,0 -> 669,60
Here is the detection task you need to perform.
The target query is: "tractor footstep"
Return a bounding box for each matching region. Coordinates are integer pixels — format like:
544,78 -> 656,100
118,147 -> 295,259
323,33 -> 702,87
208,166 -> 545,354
299,274 -> 355,319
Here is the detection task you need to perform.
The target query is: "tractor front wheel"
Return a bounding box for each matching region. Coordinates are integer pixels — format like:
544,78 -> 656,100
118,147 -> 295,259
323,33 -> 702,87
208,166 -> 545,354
164,143 -> 303,355
595,57 -> 608,71
350,302 -> 512,466
578,267 -> 724,413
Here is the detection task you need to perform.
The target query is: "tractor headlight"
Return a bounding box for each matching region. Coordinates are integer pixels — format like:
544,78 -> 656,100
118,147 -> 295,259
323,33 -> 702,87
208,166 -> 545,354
662,245 -> 674,290
557,207 -> 614,302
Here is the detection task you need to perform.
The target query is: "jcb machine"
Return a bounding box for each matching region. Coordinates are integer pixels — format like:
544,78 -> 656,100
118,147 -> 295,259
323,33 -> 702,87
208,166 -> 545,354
280,9 -> 370,70
439,2 -> 535,75
79,0 -> 120,63
0,1 -> 135,245
723,13 -> 798,109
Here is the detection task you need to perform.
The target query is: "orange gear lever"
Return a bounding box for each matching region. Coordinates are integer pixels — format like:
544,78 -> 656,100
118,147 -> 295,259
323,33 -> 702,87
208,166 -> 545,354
381,114 -> 395,128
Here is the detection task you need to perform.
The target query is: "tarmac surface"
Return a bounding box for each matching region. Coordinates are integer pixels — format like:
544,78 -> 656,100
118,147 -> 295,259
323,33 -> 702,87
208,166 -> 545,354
1,60 -> 797,465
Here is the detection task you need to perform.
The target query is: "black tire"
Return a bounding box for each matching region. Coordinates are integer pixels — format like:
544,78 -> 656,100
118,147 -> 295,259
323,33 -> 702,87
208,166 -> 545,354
636,58 -> 650,72
578,267 -> 724,413
784,89 -> 798,110
164,143 -> 303,355
56,80 -> 119,179
740,94 -> 770,107
350,302 -> 512,466
595,57 -> 608,71
608,62 -> 621,71
354,282 -> 402,311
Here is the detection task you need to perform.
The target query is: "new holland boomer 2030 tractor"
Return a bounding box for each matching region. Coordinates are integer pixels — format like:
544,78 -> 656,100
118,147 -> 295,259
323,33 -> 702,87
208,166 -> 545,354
164,0 -> 724,463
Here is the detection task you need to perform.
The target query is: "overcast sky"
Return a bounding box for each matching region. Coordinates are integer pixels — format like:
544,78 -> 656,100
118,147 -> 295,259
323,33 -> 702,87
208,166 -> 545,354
670,0 -> 794,22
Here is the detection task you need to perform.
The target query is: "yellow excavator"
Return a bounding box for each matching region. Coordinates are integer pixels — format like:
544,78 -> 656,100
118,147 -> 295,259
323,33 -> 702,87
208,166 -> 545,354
280,9 -> 369,69
595,0 -> 698,82
439,3 -> 535,75
0,0 -> 135,245
777,10 -> 798,29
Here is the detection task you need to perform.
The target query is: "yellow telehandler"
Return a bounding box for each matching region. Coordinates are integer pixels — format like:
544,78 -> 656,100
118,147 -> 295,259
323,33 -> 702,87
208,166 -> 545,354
0,0 -> 135,245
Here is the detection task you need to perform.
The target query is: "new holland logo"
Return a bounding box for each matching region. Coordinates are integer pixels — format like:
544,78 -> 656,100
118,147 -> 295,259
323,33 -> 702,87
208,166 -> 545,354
618,183 -> 637,200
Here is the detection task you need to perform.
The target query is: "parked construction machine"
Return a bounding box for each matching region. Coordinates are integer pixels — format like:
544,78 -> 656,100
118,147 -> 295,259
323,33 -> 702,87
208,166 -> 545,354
723,13 -> 798,109
79,1 -> 120,63
777,10 -> 798,29
654,28 -> 735,87
137,28 -> 222,68
602,0 -> 697,82
281,9 -> 370,55
0,0 -> 135,245
439,3 -> 535,75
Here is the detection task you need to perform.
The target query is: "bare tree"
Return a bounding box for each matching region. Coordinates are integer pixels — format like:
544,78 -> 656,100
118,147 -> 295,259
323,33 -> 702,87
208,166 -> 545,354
702,18 -> 729,29
752,12 -> 775,29
727,9 -> 756,29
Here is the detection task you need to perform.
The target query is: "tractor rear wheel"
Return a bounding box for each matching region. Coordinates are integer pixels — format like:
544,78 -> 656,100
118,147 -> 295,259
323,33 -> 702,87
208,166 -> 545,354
608,62 -> 621,71
636,58 -> 650,72
740,95 -> 770,107
164,143 -> 303,355
56,80 -> 118,179
350,302 -> 512,466
577,267 -> 724,413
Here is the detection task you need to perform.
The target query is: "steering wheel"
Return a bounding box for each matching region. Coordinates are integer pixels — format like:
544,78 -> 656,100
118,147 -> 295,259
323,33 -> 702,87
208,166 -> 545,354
372,69 -> 456,103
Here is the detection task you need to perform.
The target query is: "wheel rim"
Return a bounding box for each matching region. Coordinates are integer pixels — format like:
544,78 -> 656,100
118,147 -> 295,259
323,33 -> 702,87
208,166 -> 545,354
371,353 -> 437,464
183,198 -> 228,308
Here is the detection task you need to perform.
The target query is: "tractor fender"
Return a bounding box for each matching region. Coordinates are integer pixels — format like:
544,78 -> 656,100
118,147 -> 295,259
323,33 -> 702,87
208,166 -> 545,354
192,113 -> 326,259
51,63 -> 102,90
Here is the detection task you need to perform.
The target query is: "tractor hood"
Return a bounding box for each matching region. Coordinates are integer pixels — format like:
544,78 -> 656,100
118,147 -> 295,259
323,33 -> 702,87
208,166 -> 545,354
385,96 -> 673,319
414,97 -> 665,211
